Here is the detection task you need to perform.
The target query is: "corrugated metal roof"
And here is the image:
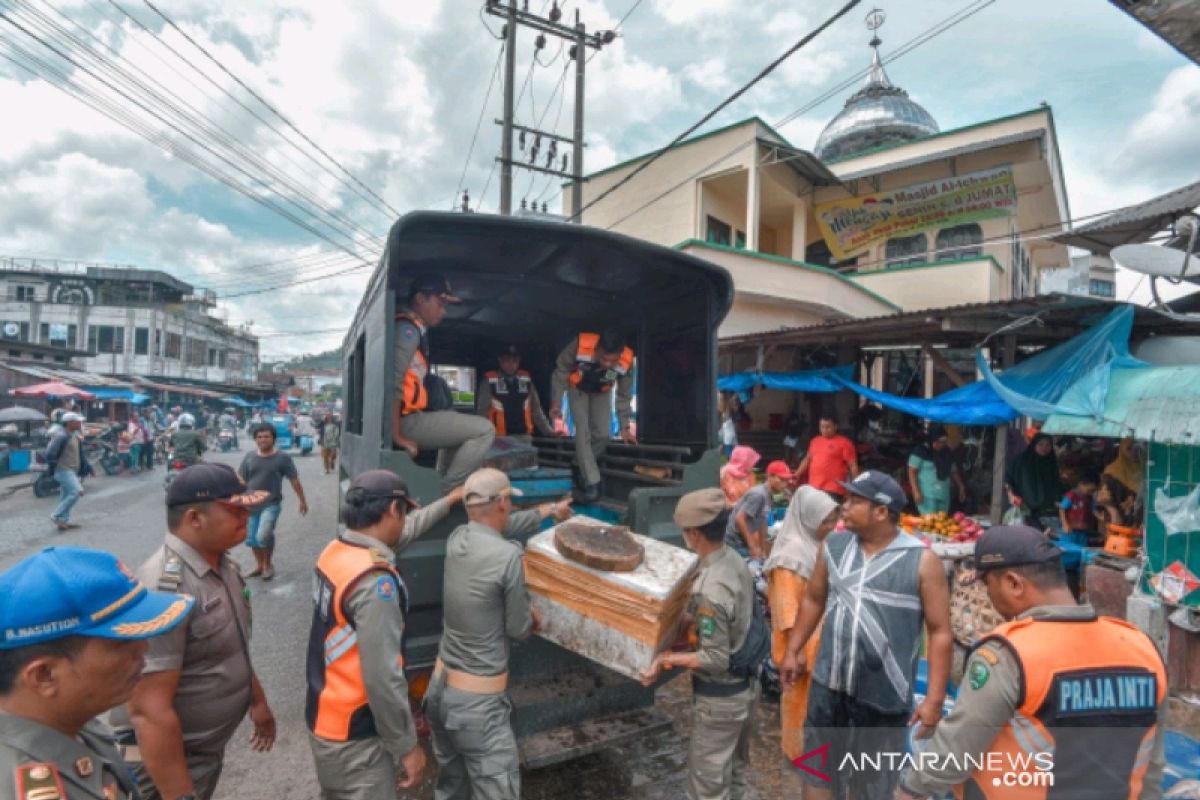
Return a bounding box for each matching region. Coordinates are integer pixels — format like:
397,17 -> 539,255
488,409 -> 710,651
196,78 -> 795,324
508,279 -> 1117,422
1042,366 -> 1200,444
1054,179 -> 1200,254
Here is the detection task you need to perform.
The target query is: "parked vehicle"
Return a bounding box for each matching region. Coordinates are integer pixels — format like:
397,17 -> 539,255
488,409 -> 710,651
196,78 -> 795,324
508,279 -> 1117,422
270,414 -> 295,450
297,434 -> 314,455
341,212 -> 732,766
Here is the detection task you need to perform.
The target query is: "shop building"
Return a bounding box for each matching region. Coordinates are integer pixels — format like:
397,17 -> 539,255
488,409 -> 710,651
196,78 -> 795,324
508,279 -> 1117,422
0,258 -> 259,386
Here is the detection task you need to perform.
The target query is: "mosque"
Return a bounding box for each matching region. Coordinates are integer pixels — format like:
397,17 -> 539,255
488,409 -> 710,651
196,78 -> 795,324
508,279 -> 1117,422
565,10 -> 1071,338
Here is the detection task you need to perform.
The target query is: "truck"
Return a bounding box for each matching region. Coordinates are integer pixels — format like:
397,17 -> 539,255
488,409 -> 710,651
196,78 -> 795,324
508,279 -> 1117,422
339,210 -> 733,767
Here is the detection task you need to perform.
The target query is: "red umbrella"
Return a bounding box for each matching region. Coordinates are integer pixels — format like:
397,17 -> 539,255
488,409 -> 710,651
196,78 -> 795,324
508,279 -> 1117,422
8,381 -> 97,400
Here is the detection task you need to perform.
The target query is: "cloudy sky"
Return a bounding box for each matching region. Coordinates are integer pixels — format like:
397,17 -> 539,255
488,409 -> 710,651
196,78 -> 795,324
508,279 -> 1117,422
1,0 -> 1197,360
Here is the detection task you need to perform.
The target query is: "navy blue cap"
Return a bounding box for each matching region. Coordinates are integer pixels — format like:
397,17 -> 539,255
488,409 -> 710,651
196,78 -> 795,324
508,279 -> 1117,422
407,273 -> 461,303
166,463 -> 268,509
839,469 -> 907,514
974,525 -> 1063,573
0,547 -> 193,649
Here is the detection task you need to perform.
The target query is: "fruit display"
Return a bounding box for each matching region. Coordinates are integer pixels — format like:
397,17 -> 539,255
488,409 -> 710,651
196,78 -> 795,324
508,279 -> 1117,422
901,511 -> 986,542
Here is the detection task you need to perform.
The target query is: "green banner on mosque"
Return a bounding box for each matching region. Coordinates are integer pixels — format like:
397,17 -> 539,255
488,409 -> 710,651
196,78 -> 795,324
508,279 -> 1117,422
814,165 -> 1017,260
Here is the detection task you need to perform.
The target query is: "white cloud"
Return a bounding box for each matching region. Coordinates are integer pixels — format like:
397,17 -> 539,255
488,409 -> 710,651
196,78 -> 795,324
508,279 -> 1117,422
1108,65 -> 1200,186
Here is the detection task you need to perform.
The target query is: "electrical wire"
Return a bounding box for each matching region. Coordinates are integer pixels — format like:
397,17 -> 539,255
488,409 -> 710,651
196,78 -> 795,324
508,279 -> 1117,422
139,0 -> 402,219
453,40 -> 506,209
568,0 -> 863,222
597,0 -> 995,231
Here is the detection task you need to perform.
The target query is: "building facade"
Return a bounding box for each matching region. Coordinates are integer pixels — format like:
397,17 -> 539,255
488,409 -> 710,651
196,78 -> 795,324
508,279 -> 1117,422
1039,254 -> 1118,298
0,258 -> 259,385
565,27 -> 1071,337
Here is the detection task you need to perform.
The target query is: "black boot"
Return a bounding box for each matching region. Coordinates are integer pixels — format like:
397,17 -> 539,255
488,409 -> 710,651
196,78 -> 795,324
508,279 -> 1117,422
575,481 -> 601,504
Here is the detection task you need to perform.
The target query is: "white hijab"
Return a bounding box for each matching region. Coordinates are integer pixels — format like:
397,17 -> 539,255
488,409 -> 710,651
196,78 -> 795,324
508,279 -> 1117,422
764,486 -> 838,580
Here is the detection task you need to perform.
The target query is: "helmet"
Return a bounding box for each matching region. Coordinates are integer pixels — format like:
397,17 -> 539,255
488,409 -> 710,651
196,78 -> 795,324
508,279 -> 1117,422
61,412 -> 83,424
178,413 -> 195,427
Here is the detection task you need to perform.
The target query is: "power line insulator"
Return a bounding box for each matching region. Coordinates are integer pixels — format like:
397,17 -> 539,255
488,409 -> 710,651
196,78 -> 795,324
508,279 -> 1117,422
549,1 -> 561,22
535,33 -> 546,50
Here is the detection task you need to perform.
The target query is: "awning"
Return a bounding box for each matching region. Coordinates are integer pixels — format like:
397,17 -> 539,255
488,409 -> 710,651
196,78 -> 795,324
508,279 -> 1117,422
1042,366 -> 1200,444
1053,179 -> 1200,255
223,396 -> 253,408
83,387 -> 150,404
718,365 -> 853,397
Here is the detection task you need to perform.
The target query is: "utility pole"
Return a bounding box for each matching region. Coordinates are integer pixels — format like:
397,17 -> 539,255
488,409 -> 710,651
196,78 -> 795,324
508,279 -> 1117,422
484,0 -> 612,221
571,12 -> 585,220
500,0 -> 517,216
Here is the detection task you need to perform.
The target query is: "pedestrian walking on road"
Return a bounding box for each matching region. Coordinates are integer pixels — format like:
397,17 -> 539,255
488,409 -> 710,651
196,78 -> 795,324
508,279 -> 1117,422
239,423 -> 308,581
112,463 -> 276,800
319,412 -> 340,474
0,546 -> 193,800
305,470 -> 430,799
641,488 -> 769,800
45,412 -> 90,531
780,470 -> 952,799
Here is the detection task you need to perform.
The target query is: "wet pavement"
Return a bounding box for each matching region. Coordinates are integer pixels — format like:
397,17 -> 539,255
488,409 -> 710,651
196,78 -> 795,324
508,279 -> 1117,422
0,449 -> 803,800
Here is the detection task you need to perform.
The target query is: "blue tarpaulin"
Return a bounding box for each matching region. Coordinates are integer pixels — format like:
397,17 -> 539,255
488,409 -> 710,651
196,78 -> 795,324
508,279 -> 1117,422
84,387 -> 150,404
978,304 -> 1148,420
718,365 -> 854,400
720,306 -> 1147,427
223,396 -> 253,408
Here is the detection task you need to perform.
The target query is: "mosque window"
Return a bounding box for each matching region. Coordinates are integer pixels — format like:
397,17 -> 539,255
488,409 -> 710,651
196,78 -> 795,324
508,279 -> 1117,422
804,239 -> 859,273
706,216 -> 732,246
885,233 -> 928,268
935,223 -> 983,261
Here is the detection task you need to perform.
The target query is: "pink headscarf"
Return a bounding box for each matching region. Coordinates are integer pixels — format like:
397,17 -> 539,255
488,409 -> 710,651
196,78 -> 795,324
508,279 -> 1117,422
722,445 -> 761,481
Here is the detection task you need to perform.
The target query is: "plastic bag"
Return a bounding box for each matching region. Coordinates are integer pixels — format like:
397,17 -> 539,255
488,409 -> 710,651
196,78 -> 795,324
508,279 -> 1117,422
1002,505 -> 1025,526
1153,485 -> 1200,537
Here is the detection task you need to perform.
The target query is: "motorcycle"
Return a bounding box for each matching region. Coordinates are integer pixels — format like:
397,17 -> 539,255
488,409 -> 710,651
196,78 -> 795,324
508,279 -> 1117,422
163,456 -> 197,490
298,434 -> 314,456
32,468 -> 59,498
85,427 -> 123,476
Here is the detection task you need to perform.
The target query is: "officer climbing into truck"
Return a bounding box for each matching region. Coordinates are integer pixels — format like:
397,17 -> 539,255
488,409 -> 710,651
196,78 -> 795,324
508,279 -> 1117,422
549,329 -> 636,503
476,344 -> 556,444
391,274 -> 495,492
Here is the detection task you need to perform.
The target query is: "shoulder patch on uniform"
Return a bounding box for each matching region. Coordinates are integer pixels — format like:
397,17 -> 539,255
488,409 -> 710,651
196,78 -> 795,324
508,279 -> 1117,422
402,324 -> 417,339
975,646 -> 1000,666
696,609 -> 716,639
967,658 -> 992,690
376,576 -> 397,600
15,762 -> 66,800
157,556 -> 183,591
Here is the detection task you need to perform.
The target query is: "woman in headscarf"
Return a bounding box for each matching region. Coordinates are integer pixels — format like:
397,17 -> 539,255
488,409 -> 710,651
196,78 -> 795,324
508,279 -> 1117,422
1006,432 -> 1064,523
907,425 -> 966,515
1104,437 -> 1143,497
720,445 -> 761,507
764,485 -> 840,763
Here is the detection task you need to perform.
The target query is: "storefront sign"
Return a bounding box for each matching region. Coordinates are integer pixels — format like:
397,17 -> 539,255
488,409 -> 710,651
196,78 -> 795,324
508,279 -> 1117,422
814,165 -> 1017,260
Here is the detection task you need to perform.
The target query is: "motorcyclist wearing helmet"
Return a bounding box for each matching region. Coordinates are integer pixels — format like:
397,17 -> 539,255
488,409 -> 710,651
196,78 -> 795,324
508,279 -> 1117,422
169,413 -> 207,466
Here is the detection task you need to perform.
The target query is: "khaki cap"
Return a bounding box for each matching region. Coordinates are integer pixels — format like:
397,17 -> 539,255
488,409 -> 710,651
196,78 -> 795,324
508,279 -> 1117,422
674,488 -> 726,529
463,468 -> 524,507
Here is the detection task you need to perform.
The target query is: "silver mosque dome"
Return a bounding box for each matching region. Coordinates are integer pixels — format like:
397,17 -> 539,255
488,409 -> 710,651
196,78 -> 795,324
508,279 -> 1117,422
814,30 -> 939,162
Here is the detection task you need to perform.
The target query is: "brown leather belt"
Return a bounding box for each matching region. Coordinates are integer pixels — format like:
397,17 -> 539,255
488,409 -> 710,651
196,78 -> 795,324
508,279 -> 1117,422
433,658 -> 508,694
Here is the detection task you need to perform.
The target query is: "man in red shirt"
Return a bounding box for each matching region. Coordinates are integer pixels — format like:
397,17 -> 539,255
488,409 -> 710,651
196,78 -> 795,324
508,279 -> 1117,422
794,417 -> 859,501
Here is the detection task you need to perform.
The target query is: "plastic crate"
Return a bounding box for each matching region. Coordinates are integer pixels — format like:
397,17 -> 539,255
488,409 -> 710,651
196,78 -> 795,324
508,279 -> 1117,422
8,449 -> 31,473
509,467 -> 573,504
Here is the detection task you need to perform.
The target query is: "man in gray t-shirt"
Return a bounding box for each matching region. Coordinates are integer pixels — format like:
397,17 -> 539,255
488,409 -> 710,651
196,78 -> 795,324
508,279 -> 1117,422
725,460 -> 790,558
238,423 -> 308,580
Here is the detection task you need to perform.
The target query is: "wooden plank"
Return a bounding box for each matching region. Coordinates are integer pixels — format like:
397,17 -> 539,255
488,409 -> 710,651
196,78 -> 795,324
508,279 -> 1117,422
921,343 -> 969,388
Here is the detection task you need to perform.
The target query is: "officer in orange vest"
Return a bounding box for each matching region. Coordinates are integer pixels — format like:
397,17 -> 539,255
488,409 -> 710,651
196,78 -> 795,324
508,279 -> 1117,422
548,330 -> 636,503
475,344 -> 555,444
896,525 -> 1167,800
306,470 -> 460,799
392,274 -> 495,492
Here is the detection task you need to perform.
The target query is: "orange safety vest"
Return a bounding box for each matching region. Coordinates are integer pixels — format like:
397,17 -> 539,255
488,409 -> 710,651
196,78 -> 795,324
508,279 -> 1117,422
304,538 -> 408,742
569,332 -> 634,394
395,313 -> 429,416
484,370 -> 535,436
954,613 -> 1166,800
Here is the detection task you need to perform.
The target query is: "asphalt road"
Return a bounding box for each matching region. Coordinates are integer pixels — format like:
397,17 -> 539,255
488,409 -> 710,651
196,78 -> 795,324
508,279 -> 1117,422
0,449 -> 803,800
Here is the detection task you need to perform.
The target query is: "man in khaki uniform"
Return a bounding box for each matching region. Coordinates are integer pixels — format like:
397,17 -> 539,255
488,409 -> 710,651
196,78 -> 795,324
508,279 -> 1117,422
0,547 -> 193,800
549,330 -> 636,503
113,464 -> 277,800
642,488 -> 764,800
424,469 -> 571,800
391,274 -> 495,492
475,344 -> 555,444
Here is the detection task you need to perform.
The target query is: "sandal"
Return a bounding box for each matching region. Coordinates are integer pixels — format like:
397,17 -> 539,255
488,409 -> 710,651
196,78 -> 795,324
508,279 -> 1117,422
246,567 -> 263,578
262,566 -> 275,581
